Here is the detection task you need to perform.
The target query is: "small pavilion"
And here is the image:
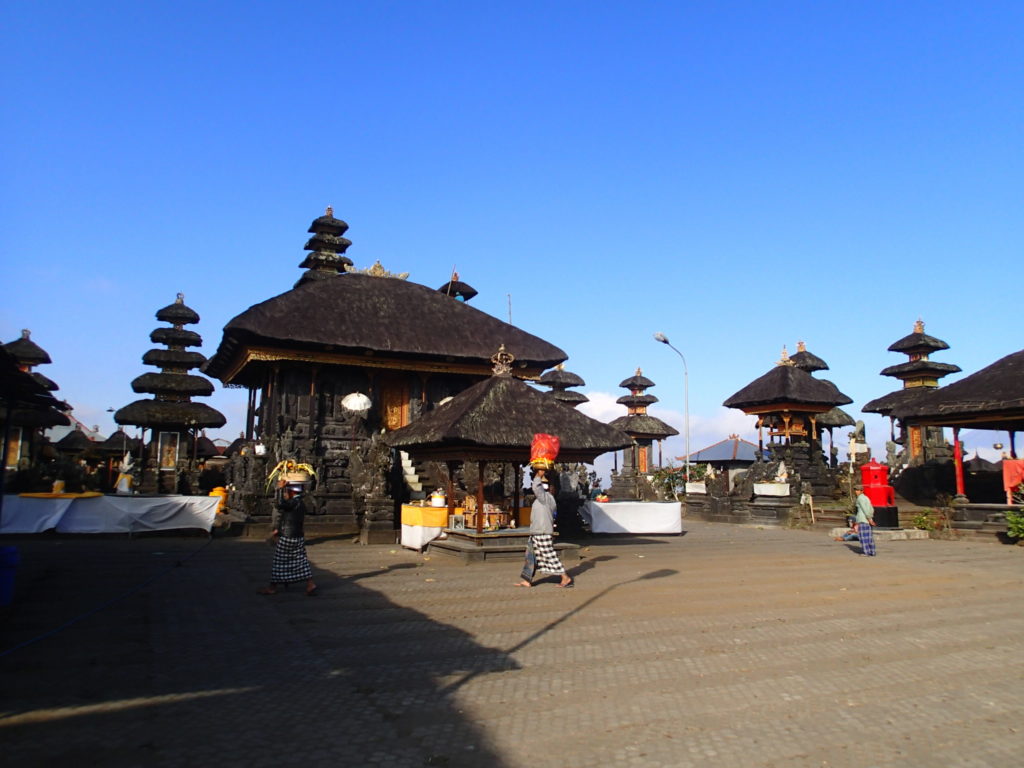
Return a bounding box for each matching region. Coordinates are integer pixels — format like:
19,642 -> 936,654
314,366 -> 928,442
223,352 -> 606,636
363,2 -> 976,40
723,347 -> 852,499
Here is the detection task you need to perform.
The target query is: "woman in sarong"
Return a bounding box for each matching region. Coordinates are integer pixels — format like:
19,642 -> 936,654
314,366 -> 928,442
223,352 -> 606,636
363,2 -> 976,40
516,468 -> 573,588
259,479 -> 318,596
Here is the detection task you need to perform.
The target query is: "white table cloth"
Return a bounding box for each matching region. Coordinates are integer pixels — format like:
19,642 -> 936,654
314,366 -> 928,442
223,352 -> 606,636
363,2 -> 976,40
400,524 -> 444,551
1,495 -> 219,534
583,501 -> 683,534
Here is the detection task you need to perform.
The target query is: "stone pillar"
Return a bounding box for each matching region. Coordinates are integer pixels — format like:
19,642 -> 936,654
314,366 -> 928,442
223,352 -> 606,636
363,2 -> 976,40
359,496 -> 395,545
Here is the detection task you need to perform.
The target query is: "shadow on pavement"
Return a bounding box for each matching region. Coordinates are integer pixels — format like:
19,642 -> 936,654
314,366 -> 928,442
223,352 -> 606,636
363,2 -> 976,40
0,537 -> 516,767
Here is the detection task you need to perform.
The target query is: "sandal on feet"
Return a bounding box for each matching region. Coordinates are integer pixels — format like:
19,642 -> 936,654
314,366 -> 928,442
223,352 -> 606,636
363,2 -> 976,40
306,586 -> 319,596
257,587 -> 277,595
514,581 -> 532,587
558,580 -> 574,588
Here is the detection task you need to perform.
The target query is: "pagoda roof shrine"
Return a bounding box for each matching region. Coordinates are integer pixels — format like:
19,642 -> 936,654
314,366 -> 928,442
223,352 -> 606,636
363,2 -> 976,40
537,364 -> 589,407
115,294 -> 226,431
863,319 -> 961,417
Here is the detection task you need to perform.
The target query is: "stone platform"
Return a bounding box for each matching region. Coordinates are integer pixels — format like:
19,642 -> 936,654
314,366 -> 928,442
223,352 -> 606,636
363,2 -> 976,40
427,527 -> 580,564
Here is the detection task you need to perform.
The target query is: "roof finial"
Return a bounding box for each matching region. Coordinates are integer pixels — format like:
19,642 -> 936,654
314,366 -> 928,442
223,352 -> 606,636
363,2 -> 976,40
914,318 -> 924,334
635,366 -> 643,376
21,329 -> 30,339
326,205 -> 333,217
777,345 -> 793,365
491,344 -> 515,376
797,340 -> 806,352
176,292 -> 184,303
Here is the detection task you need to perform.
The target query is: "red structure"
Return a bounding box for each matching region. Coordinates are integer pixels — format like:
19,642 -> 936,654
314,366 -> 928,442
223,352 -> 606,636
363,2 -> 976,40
860,459 -> 895,507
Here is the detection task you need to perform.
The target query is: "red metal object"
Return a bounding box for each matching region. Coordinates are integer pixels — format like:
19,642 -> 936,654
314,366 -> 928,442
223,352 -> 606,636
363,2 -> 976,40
860,459 -> 895,506
953,428 -> 965,498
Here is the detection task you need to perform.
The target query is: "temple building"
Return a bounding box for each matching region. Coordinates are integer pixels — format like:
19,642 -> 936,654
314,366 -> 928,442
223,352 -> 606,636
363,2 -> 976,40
862,320 -> 960,465
114,294 -> 226,493
537,364 -> 589,408
607,368 -> 678,500
2,330 -> 69,469
723,347 -> 852,499
203,209 -> 566,540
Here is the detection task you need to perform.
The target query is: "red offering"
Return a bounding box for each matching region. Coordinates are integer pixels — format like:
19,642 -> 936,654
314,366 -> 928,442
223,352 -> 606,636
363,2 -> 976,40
530,433 -> 560,469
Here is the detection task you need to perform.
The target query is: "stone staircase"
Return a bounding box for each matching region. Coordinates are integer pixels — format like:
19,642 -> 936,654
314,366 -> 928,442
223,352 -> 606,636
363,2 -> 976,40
399,450 -> 428,501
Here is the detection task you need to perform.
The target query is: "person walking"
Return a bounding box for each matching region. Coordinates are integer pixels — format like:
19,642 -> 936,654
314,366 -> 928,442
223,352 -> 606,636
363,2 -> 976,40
515,467 -> 573,588
259,478 -> 318,595
854,485 -> 877,557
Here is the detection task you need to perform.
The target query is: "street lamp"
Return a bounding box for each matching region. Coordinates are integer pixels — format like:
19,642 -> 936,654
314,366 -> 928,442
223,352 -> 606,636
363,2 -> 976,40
653,332 -> 690,480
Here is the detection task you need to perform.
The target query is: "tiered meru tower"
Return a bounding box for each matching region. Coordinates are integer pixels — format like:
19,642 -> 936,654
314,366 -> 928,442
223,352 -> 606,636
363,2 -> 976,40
608,368 -> 678,500
114,294 -> 225,493
863,320 -> 959,465
537,364 -> 589,408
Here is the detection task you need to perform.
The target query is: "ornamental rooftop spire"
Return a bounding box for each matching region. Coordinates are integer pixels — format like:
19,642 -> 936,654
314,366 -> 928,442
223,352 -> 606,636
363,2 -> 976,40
296,206 -> 354,287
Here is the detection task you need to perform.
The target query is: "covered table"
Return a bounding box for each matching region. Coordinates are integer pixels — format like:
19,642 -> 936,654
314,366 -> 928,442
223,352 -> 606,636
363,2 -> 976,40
400,505 -> 459,550
1,494 -> 220,534
582,501 -> 683,534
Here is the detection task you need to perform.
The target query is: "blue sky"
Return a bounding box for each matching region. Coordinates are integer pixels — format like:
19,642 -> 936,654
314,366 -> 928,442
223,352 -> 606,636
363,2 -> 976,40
2,1 -> 1021,474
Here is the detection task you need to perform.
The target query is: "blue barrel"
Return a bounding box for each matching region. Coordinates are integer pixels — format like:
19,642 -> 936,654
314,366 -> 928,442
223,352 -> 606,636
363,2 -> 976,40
0,546 -> 19,606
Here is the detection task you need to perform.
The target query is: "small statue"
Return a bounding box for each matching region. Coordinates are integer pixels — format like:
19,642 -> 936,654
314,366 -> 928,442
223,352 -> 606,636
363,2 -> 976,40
774,461 -> 789,482
885,440 -> 898,469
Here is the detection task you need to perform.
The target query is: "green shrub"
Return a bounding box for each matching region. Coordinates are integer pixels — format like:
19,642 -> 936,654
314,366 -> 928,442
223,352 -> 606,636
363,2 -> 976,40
1006,508 -> 1024,539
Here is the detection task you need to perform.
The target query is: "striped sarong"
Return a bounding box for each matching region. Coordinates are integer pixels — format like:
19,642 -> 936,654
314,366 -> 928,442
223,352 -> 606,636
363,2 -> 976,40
521,534 -> 565,582
857,522 -> 876,556
271,535 -> 313,583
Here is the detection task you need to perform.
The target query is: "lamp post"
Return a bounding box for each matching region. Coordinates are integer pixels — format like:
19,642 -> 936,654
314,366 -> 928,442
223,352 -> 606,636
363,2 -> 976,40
653,332 -> 690,481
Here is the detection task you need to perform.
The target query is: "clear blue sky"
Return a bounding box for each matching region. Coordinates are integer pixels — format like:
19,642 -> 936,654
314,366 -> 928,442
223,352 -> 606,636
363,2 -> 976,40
3,1 -> 1021,471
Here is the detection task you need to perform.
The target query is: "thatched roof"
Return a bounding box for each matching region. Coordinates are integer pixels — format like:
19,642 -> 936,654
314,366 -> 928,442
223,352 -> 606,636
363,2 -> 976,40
151,328 -> 202,348
142,349 -> 207,369
205,272 -> 567,382
723,364 -> 852,411
608,413 -> 678,440
863,387 -> 935,416
964,454 -> 998,473
155,294 -> 200,326
619,372 -> 655,390
550,390 -> 589,406
888,329 -> 950,354
538,367 -> 585,388
30,371 -> 59,391
383,374 -> 631,462
224,434 -> 248,456
97,429 -> 142,455
790,344 -> 829,372
131,372 -> 215,396
0,346 -> 67,424
114,400 -> 227,429
194,434 -> 220,458
55,428 -> 98,454
880,360 -> 961,378
437,280 -> 478,302
616,393 -> 659,408
815,407 -> 855,429
4,329 -> 51,366
890,349 -> 1024,430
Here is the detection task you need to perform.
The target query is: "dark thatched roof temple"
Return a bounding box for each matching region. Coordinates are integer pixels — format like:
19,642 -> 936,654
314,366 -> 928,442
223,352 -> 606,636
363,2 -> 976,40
203,209 -> 573,540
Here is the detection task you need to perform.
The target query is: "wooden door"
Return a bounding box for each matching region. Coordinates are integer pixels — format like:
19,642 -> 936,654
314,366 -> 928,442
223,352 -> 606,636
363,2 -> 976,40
379,375 -> 409,431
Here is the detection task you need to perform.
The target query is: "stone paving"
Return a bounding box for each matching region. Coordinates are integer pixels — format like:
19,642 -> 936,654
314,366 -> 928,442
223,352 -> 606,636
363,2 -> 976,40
1,521 -> 1022,767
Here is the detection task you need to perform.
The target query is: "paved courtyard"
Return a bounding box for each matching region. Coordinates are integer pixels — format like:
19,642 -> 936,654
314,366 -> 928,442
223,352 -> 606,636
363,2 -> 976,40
1,520 -> 1021,767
